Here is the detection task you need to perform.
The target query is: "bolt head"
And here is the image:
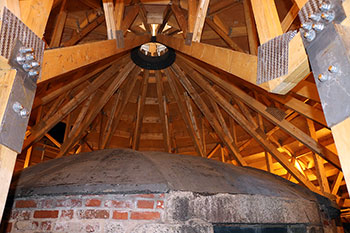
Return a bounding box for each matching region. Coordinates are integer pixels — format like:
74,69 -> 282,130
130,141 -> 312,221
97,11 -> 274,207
31,61 -> 40,68
321,10 -> 335,22
16,56 -> 25,64
301,21 -> 313,30
19,47 -> 34,54
19,108 -> 29,118
312,23 -> 325,32
28,69 -> 39,77
304,30 -> 316,42
328,65 -> 338,73
12,102 -> 23,113
318,73 -> 330,82
319,2 -> 332,12
25,53 -> 35,61
309,12 -> 322,21
22,63 -> 32,71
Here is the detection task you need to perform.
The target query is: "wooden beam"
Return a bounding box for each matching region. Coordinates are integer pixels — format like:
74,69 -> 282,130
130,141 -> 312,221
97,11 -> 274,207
138,2 -> 152,33
62,14 -> 105,47
250,0 -> 282,44
49,0 -> 67,47
133,70 -> 149,150
40,35 -> 150,84
0,145 -> 17,220
281,3 -> 299,33
171,63 -> 247,166
176,55 -> 341,170
188,0 -> 196,37
243,0 -> 258,55
23,60 -> 127,150
178,60 -> 320,194
307,119 -> 330,194
184,92 -> 204,155
155,70 -> 171,152
164,68 -> 205,157
157,5 -> 172,33
19,0 -> 54,37
102,67 -> 141,148
292,0 -> 308,9
57,62 -> 138,157
205,18 -> 244,52
171,3 -> 187,38
103,91 -> 121,147
0,0 -> 21,18
192,0 -> 210,42
79,0 -> 101,9
331,171 -> 344,195
331,117 -> 350,198
34,56 -> 123,109
121,5 -> 140,35
0,70 -> 18,220
115,0 -> 125,30
207,0 -> 239,17
103,0 -> 117,39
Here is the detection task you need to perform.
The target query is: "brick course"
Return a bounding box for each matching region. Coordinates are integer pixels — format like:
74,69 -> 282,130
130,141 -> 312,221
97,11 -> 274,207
3,193 -> 165,232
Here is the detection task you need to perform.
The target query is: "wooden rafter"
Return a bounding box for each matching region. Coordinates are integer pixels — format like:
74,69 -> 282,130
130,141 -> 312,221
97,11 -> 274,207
102,67 -> 142,148
57,61 -> 138,157
164,68 -> 205,157
62,14 -> 105,47
155,70 -> 171,152
121,5 -> 140,35
171,3 -> 187,39
157,5 -> 172,33
207,0 -> 239,17
192,0 -> 210,42
243,0 -> 258,55
177,54 -> 341,170
171,63 -> 247,166
40,35 -> 150,83
178,60 -> 320,194
49,0 -> 68,48
23,60 -> 127,150
132,70 -> 149,150
103,0 -> 117,39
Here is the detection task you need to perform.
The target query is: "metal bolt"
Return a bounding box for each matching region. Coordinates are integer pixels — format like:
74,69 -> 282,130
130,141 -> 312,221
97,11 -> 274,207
301,21 -> 313,30
319,1 -> 332,12
28,69 -> 39,77
312,23 -> 325,32
25,53 -> 35,61
304,30 -> 316,42
22,63 -> 32,71
31,61 -> 40,68
12,101 -> 23,113
321,11 -> 335,22
19,108 -> 29,118
309,12 -> 322,21
19,47 -> 34,54
328,65 -> 338,73
318,73 -> 331,82
16,56 -> 26,64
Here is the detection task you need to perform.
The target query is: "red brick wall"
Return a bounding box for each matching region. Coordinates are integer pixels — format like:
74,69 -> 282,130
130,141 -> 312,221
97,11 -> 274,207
3,193 -> 165,232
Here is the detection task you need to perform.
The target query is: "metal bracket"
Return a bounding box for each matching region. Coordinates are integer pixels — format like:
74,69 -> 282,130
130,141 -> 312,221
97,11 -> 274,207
299,0 -> 349,127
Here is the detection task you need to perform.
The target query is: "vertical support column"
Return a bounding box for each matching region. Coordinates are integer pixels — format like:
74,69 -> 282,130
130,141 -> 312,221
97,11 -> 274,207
0,70 -> 18,221
115,0 -> 125,48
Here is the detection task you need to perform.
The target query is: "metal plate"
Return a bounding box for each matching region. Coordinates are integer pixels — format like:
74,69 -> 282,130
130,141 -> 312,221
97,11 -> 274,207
256,31 -> 297,84
306,24 -> 350,127
0,70 -> 36,152
0,7 -> 45,79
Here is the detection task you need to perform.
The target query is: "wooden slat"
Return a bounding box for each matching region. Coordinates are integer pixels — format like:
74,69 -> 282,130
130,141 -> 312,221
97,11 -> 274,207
188,0 -> 196,35
133,70 -> 149,150
40,36 -> 150,84
57,61 -> 138,157
104,92 -> 122,146
177,54 -> 341,170
115,0 -> 125,30
49,0 -> 67,47
171,63 -> 247,166
164,68 -> 205,157
192,0 -> 210,42
331,171 -> 344,195
155,70 -> 171,152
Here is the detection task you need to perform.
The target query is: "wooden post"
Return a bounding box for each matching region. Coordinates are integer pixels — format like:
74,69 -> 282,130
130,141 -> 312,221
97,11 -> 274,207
332,118 -> 350,196
192,0 -> 210,42
0,70 -> 18,221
